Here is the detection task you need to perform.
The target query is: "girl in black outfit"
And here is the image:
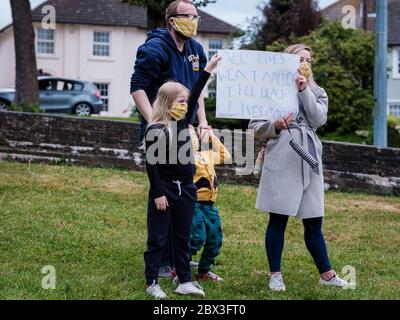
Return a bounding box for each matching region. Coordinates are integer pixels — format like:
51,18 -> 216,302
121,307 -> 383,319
144,54 -> 221,299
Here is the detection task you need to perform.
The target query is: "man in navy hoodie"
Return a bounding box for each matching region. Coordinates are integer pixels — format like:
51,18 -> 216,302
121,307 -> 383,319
130,0 -> 209,146
130,0 -> 208,278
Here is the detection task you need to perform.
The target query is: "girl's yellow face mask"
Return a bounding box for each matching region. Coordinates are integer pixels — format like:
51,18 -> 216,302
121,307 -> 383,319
171,17 -> 198,39
170,102 -> 188,121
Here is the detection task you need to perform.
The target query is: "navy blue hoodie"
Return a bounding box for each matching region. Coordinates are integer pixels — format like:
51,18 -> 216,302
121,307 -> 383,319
130,28 -> 207,122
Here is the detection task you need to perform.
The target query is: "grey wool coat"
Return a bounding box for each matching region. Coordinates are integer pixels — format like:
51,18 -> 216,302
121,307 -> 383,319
249,86 -> 328,219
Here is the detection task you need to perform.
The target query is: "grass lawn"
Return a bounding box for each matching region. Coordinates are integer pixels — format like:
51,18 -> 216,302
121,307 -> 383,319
0,161 -> 399,300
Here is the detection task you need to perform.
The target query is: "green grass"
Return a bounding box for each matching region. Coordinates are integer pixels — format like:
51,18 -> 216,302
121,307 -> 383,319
0,161 -> 399,300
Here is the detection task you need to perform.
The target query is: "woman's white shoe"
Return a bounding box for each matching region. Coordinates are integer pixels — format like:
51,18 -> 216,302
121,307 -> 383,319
175,281 -> 205,297
146,281 -> 167,299
319,273 -> 348,288
269,272 -> 286,292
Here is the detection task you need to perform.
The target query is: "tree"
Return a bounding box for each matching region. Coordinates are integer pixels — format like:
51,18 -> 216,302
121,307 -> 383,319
122,0 -> 217,30
268,22 -> 375,141
10,0 -> 39,108
247,0 -> 322,50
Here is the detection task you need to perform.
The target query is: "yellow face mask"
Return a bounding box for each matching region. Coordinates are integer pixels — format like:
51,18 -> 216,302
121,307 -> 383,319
299,62 -> 312,79
170,102 -> 188,121
171,17 -> 198,39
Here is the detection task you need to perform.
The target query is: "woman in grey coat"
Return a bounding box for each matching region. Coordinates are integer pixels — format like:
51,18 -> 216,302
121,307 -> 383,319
249,44 -> 347,291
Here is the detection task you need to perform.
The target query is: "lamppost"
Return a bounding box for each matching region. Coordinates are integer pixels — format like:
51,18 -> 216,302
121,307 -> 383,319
373,0 -> 388,147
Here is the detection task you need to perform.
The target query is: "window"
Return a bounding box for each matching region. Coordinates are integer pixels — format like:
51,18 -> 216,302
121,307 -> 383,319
54,80 -> 83,91
367,0 -> 376,17
36,29 -> 55,54
94,83 -> 109,111
208,39 -> 223,97
71,82 -> 84,91
93,31 -> 110,57
393,48 -> 400,79
208,39 -> 223,60
39,79 -> 55,91
389,103 -> 400,117
389,104 -> 400,117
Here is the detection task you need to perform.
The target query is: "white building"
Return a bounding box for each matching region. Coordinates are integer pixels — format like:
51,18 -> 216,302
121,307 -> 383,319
0,0 -> 235,117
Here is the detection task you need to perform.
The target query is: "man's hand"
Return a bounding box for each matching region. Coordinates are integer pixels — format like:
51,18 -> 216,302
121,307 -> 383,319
132,90 -> 153,122
154,196 -> 169,211
196,92 -> 208,140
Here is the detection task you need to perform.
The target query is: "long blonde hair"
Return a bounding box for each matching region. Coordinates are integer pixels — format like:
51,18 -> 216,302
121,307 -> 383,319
284,44 -> 317,88
151,81 -> 189,126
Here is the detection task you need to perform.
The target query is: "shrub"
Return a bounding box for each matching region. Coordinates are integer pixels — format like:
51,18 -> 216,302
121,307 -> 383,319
9,100 -> 42,113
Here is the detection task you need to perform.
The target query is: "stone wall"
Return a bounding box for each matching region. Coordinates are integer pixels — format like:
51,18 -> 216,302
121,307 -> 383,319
1,111 -> 399,195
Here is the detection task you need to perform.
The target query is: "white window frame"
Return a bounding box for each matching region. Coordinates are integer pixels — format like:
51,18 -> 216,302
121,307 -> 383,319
92,31 -> 111,58
208,38 -> 223,60
36,28 -> 55,56
388,101 -> 400,117
208,39 -> 223,98
393,47 -> 400,79
94,82 -> 110,112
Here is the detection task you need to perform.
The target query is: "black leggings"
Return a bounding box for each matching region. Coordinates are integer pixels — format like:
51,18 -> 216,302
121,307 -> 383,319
265,212 -> 332,274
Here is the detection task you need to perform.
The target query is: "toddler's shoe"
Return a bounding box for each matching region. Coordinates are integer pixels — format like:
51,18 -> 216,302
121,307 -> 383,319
195,271 -> 223,282
158,265 -> 172,278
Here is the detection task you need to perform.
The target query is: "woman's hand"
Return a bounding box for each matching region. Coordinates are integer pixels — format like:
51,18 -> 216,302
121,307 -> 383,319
274,113 -> 293,132
205,53 -> 222,73
154,196 -> 169,211
296,69 -> 307,92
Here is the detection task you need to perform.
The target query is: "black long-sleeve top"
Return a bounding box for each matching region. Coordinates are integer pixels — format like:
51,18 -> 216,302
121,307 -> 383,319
145,70 -> 211,198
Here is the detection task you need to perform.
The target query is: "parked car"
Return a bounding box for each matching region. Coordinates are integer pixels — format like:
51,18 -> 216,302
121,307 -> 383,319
0,77 -> 104,116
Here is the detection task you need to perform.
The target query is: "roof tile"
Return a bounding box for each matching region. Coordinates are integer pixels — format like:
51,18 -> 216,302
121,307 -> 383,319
30,0 -> 235,35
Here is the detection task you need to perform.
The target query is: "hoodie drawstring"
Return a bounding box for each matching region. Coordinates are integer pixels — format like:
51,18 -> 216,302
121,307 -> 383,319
172,180 -> 182,196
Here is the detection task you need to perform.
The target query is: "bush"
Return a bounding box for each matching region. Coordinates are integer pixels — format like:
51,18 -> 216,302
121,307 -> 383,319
388,115 -> 400,148
9,101 -> 42,113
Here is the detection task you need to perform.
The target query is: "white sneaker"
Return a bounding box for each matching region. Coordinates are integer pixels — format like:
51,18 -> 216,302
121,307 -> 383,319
269,272 -> 286,292
175,281 -> 205,297
146,281 -> 167,299
319,273 -> 348,288
190,261 -> 199,268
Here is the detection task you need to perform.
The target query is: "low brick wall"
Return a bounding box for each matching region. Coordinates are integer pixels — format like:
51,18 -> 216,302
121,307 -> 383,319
1,111 -> 400,195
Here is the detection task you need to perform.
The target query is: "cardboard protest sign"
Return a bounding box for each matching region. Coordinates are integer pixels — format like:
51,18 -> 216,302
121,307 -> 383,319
216,50 -> 300,120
